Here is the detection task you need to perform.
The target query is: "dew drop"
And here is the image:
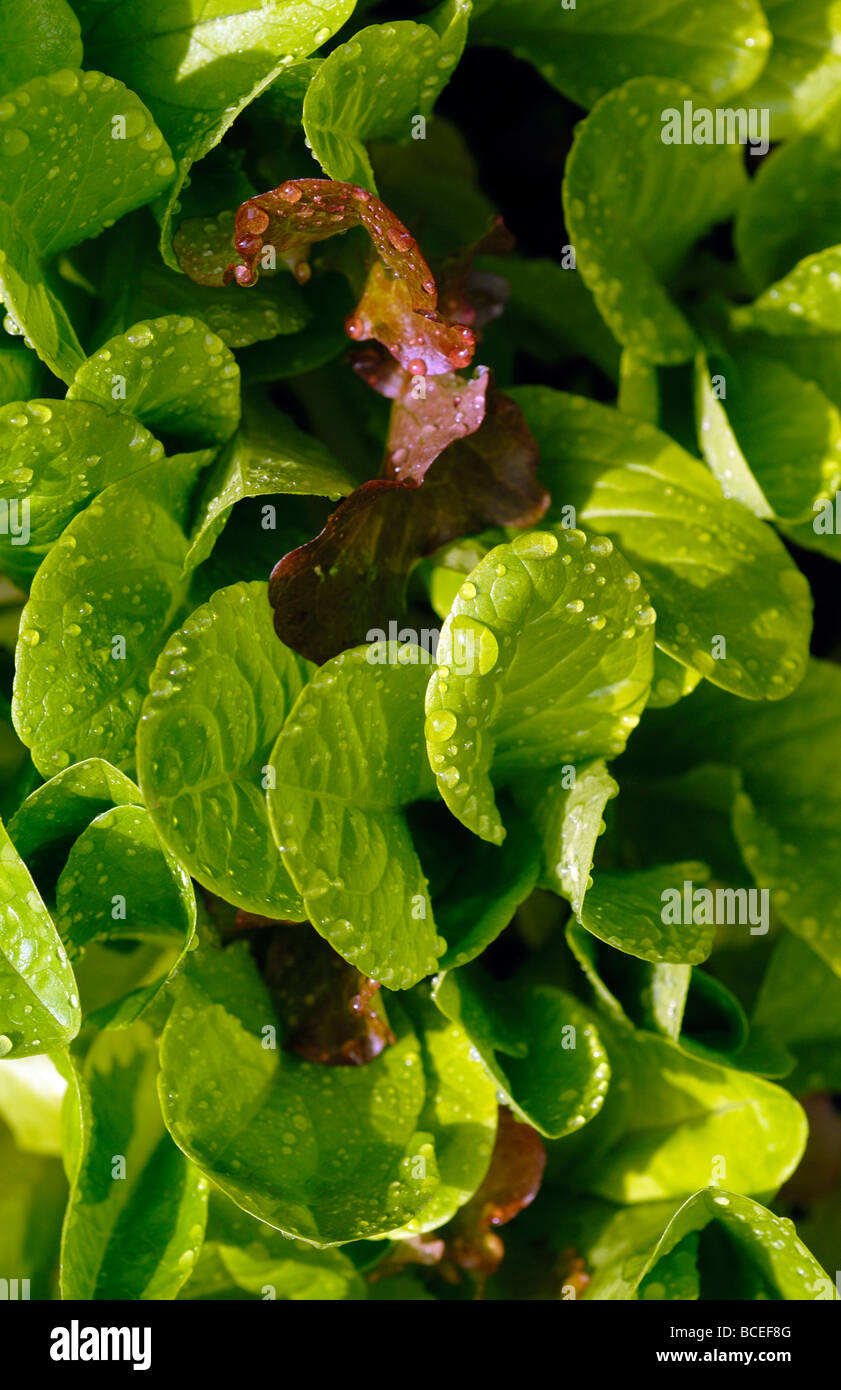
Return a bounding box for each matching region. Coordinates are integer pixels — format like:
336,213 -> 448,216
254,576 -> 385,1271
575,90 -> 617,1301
511,530 -> 558,558
447,614 -> 499,675
46,70 -> 79,96
425,709 -> 458,743
1,129 -> 29,156
387,225 -> 414,252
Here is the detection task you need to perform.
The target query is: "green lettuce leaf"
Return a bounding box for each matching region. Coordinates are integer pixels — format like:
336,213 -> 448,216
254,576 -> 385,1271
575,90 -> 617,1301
618,348 -> 660,425
386,989 -> 497,1237
741,0 -> 841,140
695,348 -> 841,523
60,1021 -> 209,1298
0,1053 -> 66,1155
67,315 -> 241,449
563,77 -> 746,364
0,1 -> 82,97
566,922 -> 691,1043
633,660 -> 841,977
653,1188 -> 836,1299
424,527 -> 654,845
579,862 -> 714,967
433,966 -> 610,1139
569,1022 -> 807,1202
752,932 -> 841,1091
532,1185 -> 834,1299
0,69 -> 174,256
56,803 -> 196,958
12,458 -> 202,777
0,398 -> 165,583
158,936 -> 488,1245
73,0 -> 357,265
303,0 -> 471,189
0,1119 -> 66,1298
638,1233 -> 700,1300
0,343 -> 41,406
93,207 -> 312,352
0,200 -> 85,381
8,757 -> 143,865
514,389 -> 812,700
268,645 -> 441,988
730,246 -> 841,414
647,647 -> 701,709
511,759 -> 617,914
181,1190 -> 366,1299
477,252 -> 621,384
185,394 -> 357,569
416,802 -> 540,971
238,273 -> 353,383
0,816 -> 80,1058
472,0 -> 769,108
735,116 -> 841,291
138,581 -> 311,918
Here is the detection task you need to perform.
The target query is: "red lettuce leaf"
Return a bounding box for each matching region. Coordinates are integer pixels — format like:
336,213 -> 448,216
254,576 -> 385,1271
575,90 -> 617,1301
469,1106 -> 547,1230
367,1106 -> 547,1290
174,178 -> 477,375
268,377 -> 549,663
445,1106 -> 547,1281
347,259 -> 474,376
232,915 -> 395,1067
352,345 -> 490,482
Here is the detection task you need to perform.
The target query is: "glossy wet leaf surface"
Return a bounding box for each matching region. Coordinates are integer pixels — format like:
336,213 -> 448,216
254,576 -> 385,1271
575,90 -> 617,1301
0,399 -> 165,583
563,78 -> 746,364
159,937 -> 492,1245
424,526 -> 654,844
12,461 -> 197,777
268,646 -> 440,988
68,315 -> 241,449
139,582 -> 311,918
56,803 -> 196,958
434,965 -> 610,1139
473,0 -> 769,108
186,395 -> 356,569
0,816 -> 80,1057
515,389 -> 811,700
0,68 -> 174,258
0,200 -> 84,382
61,1021 -> 209,1298
303,0 -> 471,189
569,1020 -> 807,1202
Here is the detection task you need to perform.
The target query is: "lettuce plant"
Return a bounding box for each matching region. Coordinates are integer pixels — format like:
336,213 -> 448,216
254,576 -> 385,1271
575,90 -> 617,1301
1,0 -> 841,1305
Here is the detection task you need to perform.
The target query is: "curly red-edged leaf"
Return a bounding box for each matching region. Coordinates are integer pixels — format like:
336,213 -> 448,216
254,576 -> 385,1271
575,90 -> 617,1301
385,370 -> 488,482
175,178 -> 477,374
347,260 -> 476,375
344,217 -> 511,375
352,346 -> 490,482
268,378 -> 549,663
